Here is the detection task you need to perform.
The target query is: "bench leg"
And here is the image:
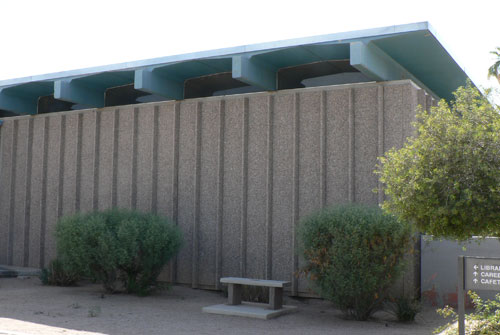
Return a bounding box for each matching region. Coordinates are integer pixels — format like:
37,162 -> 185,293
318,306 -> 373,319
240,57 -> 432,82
228,284 -> 242,305
269,287 -> 283,310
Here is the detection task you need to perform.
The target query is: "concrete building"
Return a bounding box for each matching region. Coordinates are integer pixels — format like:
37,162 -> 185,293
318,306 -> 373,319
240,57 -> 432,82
0,22 -> 471,297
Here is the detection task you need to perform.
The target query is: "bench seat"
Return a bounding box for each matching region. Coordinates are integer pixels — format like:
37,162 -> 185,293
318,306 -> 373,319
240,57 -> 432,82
220,277 -> 290,288
220,277 -> 291,310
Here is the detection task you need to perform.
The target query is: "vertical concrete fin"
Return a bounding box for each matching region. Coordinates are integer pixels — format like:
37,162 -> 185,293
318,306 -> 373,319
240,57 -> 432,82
221,98 -> 244,279
29,118 -> 44,267
79,111 -> 97,213
111,109 -> 119,208
96,110 -> 113,210
426,94 -> 435,110
151,106 -> 160,213
198,99 -> 219,287
75,113 -> 83,212
192,102 -> 202,288
136,106 -> 155,213
8,120 -> 18,265
131,108 -> 139,210
408,84 -> 419,138
61,114 -> 78,216
116,107 -> 134,211
292,93 -> 300,296
240,98 -> 249,278
400,88 -> 406,148
57,116 -> 66,220
417,89 -> 427,113
170,102 -> 180,284
44,116 -> 62,263
93,111 -> 101,211
377,85 -> 385,205
266,95 -> 274,280
39,117 -> 49,267
0,120 -> 12,264
348,89 -> 355,203
12,119 -> 29,266
319,91 -> 327,208
215,100 -> 225,290
23,118 -> 34,266
172,102 -> 181,223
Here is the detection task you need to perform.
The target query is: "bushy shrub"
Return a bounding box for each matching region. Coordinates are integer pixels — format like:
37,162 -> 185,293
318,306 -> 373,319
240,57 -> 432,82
435,291 -> 500,335
298,204 -> 412,320
39,258 -> 80,286
56,209 -> 182,295
386,296 -> 421,322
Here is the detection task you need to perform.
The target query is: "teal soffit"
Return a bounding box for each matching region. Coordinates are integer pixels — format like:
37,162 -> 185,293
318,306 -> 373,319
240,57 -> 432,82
0,22 -> 470,115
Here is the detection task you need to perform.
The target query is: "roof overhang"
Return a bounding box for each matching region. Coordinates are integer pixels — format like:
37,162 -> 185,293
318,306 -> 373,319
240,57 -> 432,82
0,22 -> 471,115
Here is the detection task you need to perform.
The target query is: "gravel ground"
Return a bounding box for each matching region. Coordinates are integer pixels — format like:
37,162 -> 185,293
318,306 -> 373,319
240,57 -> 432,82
0,277 -> 449,335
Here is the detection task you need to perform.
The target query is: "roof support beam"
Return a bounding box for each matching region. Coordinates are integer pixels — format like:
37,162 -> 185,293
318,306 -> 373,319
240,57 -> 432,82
232,55 -> 276,91
134,68 -> 183,100
0,89 -> 38,115
350,41 -> 435,96
54,79 -> 105,108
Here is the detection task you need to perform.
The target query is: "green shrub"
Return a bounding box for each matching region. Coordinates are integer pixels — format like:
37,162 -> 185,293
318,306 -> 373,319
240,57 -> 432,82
39,258 -> 80,286
435,291 -> 500,335
386,296 -> 421,322
298,204 -> 412,320
56,209 -> 182,295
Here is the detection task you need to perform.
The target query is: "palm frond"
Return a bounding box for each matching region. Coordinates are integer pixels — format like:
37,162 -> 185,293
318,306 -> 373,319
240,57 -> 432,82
488,48 -> 500,83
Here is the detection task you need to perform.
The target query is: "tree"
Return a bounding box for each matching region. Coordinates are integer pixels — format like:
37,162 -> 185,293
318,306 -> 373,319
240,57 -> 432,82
376,84 -> 500,240
488,47 -> 500,84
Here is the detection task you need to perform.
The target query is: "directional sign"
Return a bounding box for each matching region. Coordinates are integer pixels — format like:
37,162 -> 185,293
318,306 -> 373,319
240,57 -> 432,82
464,257 -> 500,291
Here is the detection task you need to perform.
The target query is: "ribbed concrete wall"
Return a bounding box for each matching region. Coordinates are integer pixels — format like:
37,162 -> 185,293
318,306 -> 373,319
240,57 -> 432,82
0,80 -> 435,295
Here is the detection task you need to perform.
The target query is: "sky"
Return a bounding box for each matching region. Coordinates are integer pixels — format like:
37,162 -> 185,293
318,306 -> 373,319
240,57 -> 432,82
0,0 -> 499,96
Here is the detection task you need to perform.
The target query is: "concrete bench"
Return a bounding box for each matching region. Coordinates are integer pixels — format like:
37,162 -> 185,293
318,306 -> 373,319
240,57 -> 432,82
220,277 -> 290,310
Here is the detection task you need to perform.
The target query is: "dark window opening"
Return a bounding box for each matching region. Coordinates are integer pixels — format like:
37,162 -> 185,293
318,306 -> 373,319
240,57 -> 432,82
0,109 -> 18,118
37,95 -> 75,114
184,72 -> 262,99
136,93 -> 172,104
277,60 -> 372,90
104,84 -> 170,107
301,72 -> 372,87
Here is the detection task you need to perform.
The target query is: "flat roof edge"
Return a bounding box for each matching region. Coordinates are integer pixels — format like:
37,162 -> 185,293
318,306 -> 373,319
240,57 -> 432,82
0,22 -> 431,87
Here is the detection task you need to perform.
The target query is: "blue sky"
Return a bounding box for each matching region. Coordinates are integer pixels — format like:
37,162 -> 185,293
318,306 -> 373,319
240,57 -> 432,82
0,0 -> 498,95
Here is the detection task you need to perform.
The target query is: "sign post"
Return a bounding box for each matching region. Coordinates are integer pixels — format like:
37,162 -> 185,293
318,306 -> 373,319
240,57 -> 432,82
458,256 -> 500,335
458,256 -> 465,335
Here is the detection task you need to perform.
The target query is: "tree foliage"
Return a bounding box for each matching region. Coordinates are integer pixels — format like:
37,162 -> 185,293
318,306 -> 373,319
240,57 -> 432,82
376,84 -> 500,240
488,47 -> 500,84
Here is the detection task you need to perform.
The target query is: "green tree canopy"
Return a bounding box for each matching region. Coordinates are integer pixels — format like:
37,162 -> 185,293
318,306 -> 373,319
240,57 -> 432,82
488,47 -> 500,84
376,84 -> 500,240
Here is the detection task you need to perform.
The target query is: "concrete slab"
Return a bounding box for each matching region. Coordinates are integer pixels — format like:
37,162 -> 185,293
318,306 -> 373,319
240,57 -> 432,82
202,302 -> 297,320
